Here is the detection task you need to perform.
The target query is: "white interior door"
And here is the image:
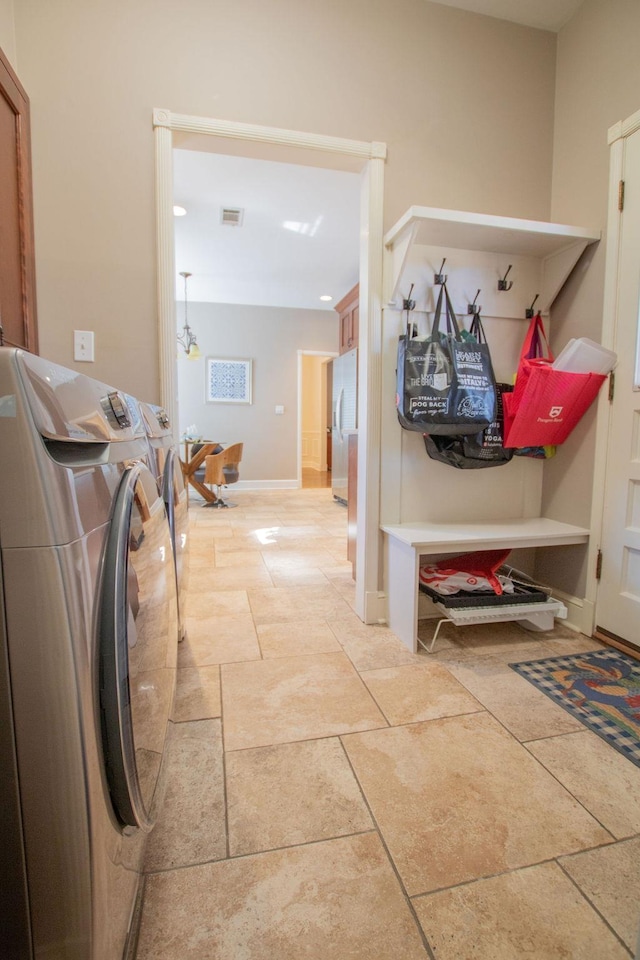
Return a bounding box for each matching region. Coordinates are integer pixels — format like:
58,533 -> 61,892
597,124 -> 640,647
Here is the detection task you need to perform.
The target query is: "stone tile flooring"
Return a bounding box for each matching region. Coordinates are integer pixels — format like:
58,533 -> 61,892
136,488 -> 640,959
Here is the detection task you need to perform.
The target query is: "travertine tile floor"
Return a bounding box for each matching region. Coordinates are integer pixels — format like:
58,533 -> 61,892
135,488 -> 640,960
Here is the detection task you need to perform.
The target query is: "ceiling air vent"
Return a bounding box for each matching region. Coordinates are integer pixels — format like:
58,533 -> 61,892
221,207 -> 244,227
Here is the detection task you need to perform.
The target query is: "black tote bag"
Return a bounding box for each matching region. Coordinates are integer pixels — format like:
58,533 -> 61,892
396,283 -> 497,435
423,383 -> 514,469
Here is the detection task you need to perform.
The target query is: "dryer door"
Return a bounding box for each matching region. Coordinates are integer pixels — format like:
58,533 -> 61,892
162,449 -> 176,545
163,447 -> 189,639
98,462 -> 178,830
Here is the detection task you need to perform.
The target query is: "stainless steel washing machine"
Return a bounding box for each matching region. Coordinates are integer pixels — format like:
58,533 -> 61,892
0,348 -> 178,959
139,401 -> 189,641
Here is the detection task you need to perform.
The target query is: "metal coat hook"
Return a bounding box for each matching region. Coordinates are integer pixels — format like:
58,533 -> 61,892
467,289 -> 481,315
403,283 -> 417,338
498,265 -> 513,291
525,294 -> 539,319
434,258 -> 447,285
402,283 -> 416,313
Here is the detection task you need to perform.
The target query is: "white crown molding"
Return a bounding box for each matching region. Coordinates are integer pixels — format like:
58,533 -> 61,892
608,106 -> 640,145
608,120 -> 623,145
621,107 -> 640,140
153,109 -> 387,160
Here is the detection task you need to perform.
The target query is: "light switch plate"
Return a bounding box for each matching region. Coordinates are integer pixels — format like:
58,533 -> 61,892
275,405 -> 284,415
74,330 -> 95,362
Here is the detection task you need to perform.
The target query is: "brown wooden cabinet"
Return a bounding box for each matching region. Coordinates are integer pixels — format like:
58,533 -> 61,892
0,47 -> 38,353
335,283 -> 358,355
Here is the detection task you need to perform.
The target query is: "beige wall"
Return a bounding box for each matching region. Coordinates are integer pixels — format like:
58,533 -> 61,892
177,302 -> 336,482
551,0 -> 640,228
0,0 -> 16,68
11,0 -> 638,603
537,0 -> 640,595
9,0 -> 639,611
13,0 -> 556,400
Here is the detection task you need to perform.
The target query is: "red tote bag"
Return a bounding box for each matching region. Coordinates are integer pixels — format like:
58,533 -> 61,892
503,313 -> 606,448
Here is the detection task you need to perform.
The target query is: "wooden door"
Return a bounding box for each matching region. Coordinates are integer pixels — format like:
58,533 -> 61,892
596,124 -> 640,648
0,47 -> 38,352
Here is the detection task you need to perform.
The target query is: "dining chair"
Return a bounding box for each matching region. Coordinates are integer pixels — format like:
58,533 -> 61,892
204,443 -> 243,508
190,442 -> 223,485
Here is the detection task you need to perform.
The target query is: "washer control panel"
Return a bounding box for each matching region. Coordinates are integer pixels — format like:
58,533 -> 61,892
155,409 -> 170,429
102,392 -> 132,429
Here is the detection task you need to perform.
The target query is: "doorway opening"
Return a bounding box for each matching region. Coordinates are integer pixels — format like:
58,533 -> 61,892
172,145 -> 358,491
299,351 -> 335,489
154,109 -> 386,624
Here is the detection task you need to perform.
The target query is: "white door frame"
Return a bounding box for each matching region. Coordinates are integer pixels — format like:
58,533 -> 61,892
587,106 -> 640,633
152,108 -> 387,623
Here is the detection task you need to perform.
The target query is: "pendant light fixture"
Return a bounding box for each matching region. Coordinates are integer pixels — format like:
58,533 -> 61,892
176,271 -> 201,359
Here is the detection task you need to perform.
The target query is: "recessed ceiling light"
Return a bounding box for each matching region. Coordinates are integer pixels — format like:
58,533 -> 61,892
320,295 -> 333,302
173,205 -> 187,217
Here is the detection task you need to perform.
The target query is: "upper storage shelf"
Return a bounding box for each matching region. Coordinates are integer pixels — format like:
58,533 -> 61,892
383,205 -> 601,315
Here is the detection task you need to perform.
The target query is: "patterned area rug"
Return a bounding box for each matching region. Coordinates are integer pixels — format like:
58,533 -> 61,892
510,648 -> 640,768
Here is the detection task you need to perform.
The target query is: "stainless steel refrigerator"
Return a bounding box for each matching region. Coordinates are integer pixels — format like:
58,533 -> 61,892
331,347 -> 357,505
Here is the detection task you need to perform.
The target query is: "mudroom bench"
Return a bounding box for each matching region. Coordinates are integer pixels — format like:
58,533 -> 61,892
381,518 -> 590,653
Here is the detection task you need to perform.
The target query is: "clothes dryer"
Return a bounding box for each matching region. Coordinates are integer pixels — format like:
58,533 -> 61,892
0,348 -> 178,960
139,401 -> 189,640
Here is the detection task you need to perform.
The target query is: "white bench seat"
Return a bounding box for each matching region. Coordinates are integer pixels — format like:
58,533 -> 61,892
381,518 -> 590,652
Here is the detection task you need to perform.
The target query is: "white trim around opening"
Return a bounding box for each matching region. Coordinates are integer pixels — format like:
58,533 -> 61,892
153,109 -> 386,624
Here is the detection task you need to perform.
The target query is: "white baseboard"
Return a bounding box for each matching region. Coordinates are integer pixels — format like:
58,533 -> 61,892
552,590 -> 595,636
189,480 -> 301,498
363,591 -> 387,624
234,479 -> 300,490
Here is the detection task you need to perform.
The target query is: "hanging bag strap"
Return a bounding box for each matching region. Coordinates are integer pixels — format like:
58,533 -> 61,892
430,284 -> 445,339
430,281 -> 461,340
521,311 -> 552,362
468,311 -> 488,344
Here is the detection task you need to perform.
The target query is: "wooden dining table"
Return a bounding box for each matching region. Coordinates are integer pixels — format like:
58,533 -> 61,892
180,441 -> 223,504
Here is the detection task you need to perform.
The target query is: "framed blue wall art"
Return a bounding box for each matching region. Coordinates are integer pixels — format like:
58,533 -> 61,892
206,357 -> 253,404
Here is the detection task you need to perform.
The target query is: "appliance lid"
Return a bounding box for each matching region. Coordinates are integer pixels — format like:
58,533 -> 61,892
15,350 -> 146,443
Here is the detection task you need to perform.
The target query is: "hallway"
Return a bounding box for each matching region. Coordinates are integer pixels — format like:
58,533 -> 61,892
135,488 -> 640,959
301,466 -> 331,489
